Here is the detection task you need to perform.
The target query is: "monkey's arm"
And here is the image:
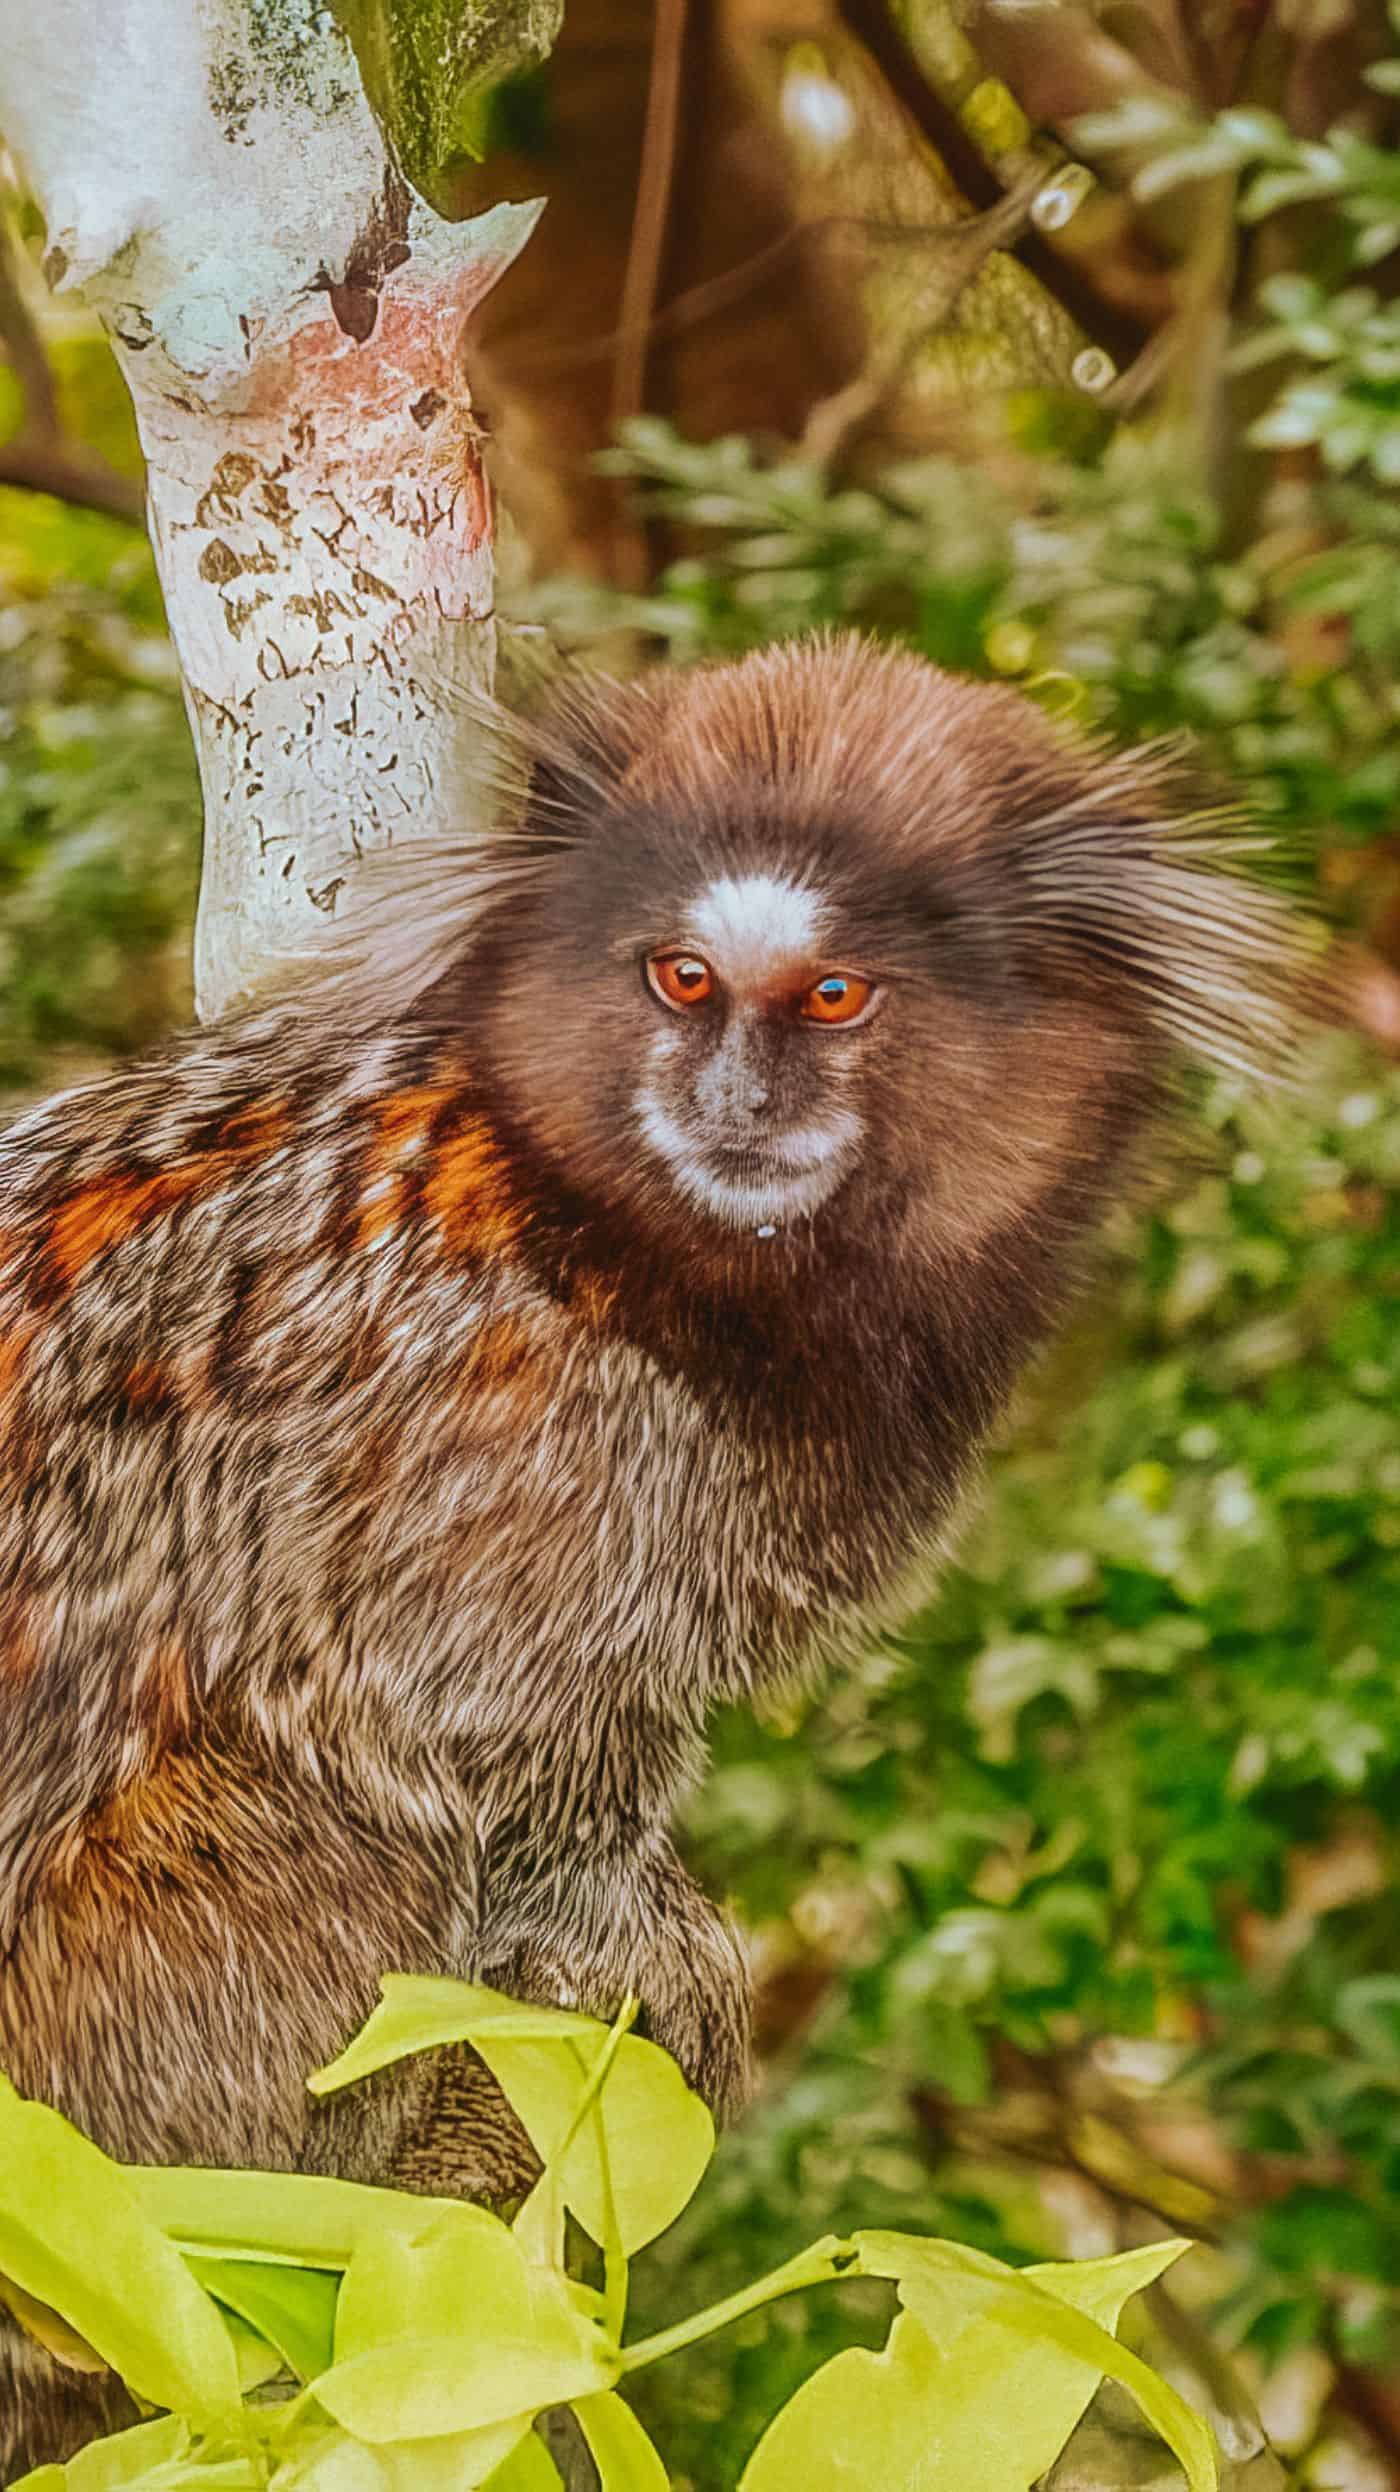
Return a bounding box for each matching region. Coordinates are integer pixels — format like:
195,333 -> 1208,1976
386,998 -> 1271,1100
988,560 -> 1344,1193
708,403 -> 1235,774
493,1830 -> 753,2123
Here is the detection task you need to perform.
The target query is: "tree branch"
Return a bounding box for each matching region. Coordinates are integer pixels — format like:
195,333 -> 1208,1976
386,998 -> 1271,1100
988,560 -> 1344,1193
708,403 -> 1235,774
611,0 -> 690,434
0,209 -> 145,524
834,0 -> 1153,371
0,433 -> 145,523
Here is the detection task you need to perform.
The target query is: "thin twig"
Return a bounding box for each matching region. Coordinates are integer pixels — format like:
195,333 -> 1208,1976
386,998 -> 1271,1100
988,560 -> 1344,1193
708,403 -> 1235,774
0,435 -> 145,523
835,0 -> 1153,372
0,216 -> 61,437
0,208 -> 144,525
510,210 -> 1027,379
610,0 -> 691,433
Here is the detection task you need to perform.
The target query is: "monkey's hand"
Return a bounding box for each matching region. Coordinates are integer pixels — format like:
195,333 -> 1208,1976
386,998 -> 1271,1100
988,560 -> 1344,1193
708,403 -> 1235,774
500,1835 -> 753,2126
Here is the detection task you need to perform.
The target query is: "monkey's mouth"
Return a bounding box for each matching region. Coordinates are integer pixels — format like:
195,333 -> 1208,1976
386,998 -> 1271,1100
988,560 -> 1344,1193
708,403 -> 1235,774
637,1093 -> 861,1231
693,1150 -> 852,1229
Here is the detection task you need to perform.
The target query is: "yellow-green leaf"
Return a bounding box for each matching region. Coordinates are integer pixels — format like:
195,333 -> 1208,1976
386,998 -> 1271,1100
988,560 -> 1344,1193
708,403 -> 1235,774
481,2434 -> 565,2488
741,2236 -> 1213,2492
311,1980 -> 714,2254
574,2391 -> 670,2489
313,2337 -> 612,2444
190,2255 -> 339,2381
66,2418 -> 190,2492
280,2428 -> 527,2492
0,2079 -> 240,2428
0,2275 -> 110,2374
127,2168 -> 458,2269
335,2206 -> 601,2379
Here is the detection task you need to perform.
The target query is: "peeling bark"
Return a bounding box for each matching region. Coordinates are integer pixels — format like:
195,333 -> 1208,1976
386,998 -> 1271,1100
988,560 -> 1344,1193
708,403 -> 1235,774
0,0 -> 543,1017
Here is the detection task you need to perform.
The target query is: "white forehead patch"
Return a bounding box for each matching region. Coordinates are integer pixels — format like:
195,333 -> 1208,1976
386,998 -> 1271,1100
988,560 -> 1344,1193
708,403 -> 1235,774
685,874 -> 827,983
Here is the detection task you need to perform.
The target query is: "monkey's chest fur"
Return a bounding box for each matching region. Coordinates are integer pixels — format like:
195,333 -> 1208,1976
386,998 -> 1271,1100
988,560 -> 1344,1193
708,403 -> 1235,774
0,1037 -> 972,2176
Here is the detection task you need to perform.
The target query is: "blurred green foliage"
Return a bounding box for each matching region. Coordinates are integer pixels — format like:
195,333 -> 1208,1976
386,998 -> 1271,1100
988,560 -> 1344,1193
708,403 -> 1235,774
528,423 -> 1400,869
0,492 -> 195,1096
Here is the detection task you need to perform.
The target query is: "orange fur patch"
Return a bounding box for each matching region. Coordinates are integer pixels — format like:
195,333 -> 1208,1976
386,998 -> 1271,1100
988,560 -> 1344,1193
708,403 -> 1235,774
423,1114 -> 521,1257
123,1361 -> 177,1412
0,1594 -> 40,1685
0,1324 -> 29,1408
131,1637 -> 195,1749
47,1099 -> 291,1288
356,1084 -> 455,1249
78,1746 -> 208,1865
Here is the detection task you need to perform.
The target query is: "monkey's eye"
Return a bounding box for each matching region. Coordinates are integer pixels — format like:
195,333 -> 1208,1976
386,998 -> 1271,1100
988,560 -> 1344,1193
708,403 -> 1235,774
799,972 -> 876,1027
647,951 -> 716,1011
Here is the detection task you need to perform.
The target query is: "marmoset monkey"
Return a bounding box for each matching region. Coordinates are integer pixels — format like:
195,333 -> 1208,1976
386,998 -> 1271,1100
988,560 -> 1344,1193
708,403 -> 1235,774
0,635 -> 1304,2468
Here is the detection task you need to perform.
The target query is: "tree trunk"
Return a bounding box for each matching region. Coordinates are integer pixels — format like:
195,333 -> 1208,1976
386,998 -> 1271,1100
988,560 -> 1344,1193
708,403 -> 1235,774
0,0 -> 548,1018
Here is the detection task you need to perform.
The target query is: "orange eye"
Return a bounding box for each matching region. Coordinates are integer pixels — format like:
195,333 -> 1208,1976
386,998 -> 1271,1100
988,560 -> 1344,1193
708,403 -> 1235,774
799,972 -> 876,1026
647,951 -> 715,1011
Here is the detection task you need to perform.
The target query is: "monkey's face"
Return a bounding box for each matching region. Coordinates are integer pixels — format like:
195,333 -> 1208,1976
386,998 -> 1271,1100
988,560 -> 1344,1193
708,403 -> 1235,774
480,639 -> 1301,1274
633,872 -> 879,1232
488,806 -> 1146,1266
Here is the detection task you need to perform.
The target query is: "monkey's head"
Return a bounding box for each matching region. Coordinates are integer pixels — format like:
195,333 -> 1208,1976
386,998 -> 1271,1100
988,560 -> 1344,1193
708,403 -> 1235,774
463,636 -> 1310,1282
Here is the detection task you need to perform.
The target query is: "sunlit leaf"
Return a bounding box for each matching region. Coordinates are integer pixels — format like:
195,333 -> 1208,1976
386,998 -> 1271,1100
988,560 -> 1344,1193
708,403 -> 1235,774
862,2234 -> 1214,2492
280,2429 -> 520,2492
480,2434 -> 565,2489
0,2274 -> 109,2374
335,2206 -> 602,2377
127,2167 -> 458,2269
65,2418 -> 191,2492
190,2255 -> 339,2381
5,2419 -> 192,2492
313,2337 -> 610,2445
574,2391 -> 671,2489
0,2079 -> 240,2428
742,2240 -> 1205,2491
311,1980 -> 714,2253
314,2196 -> 615,2444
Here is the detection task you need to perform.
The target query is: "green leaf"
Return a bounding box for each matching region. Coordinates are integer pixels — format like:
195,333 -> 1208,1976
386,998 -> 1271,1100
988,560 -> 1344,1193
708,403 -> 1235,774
312,1980 -> 714,2254
0,2078 -> 241,2428
313,2202 -> 616,2443
481,2435 -> 565,2488
282,2430 -> 524,2492
860,2234 -> 1215,2492
334,2206 -> 600,2376
0,2275 -> 110,2374
739,2237 -> 1207,2491
11,2415 -> 264,2492
313,2339 -> 609,2446
189,2255 -> 339,2381
4,2419 -> 195,2492
574,2392 -> 671,2489
223,2306 -> 290,2396
65,2419 -> 190,2492
127,2167 -> 459,2269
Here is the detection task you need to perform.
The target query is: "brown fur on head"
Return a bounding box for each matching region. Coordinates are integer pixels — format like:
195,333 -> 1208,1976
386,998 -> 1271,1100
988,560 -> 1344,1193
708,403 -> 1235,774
382,634 -> 1311,1294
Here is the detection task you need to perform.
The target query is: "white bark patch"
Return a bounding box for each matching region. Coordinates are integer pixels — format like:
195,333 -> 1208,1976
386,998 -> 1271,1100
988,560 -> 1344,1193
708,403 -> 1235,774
0,0 -> 543,1016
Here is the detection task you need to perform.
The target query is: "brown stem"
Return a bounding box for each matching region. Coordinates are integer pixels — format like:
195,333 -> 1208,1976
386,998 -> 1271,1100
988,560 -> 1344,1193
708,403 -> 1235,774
0,209 -> 145,526
611,0 -> 691,435
835,0 -> 1153,370
0,213 -> 62,440
0,434 -> 145,524
1333,2365 -> 1400,2487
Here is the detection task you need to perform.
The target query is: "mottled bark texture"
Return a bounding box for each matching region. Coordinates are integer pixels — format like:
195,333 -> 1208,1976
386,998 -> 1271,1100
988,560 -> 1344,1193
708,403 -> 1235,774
0,0 -> 547,1017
